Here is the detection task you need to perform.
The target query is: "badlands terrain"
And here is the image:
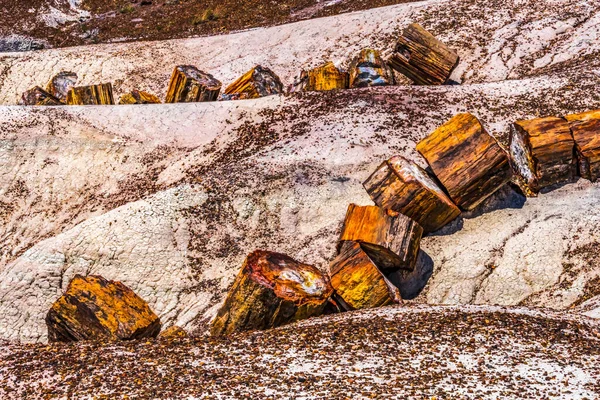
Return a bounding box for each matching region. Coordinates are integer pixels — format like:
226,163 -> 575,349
1,0 -> 600,397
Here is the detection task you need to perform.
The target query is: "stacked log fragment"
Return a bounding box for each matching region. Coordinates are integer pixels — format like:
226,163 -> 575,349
348,49 -> 394,88
67,83 -> 115,105
20,86 -> 64,106
565,111 -> 600,182
387,23 -> 459,85
46,71 -> 78,103
119,89 -> 162,104
291,62 -> 349,92
210,250 -> 333,336
165,65 -> 222,103
223,65 -> 284,100
417,113 -> 512,210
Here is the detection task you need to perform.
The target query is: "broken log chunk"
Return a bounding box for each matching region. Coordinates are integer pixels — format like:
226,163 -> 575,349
565,110 -> 600,123
46,275 -> 161,342
387,23 -> 459,85
569,118 -> 600,181
348,48 -> 394,88
363,155 -> 461,234
210,250 -> 333,336
338,204 -> 422,271
291,62 -> 349,92
20,86 -> 63,106
509,116 -> 576,195
165,65 -> 222,103
329,241 -> 401,311
416,113 -> 512,210
46,71 -> 77,102
66,83 -> 115,105
159,325 -> 188,340
223,65 -> 284,100
119,89 -> 161,104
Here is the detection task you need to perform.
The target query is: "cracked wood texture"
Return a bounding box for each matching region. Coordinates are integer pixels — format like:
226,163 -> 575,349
363,155 -> 460,234
119,89 -> 161,104
416,113 -> 512,210
509,116 -> 577,195
46,275 -> 161,343
348,48 -> 394,88
568,118 -> 600,181
292,61 -> 349,92
46,71 -> 77,103
330,241 -> 401,311
165,65 -> 222,103
387,23 -> 459,85
66,83 -> 115,105
223,65 -> 284,100
210,251 -> 333,336
19,86 -> 63,106
338,204 -> 422,271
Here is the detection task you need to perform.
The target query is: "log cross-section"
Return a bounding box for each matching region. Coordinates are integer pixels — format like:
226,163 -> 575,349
338,204 -> 422,271
348,48 -> 394,88
165,65 -> 222,103
417,113 -> 512,210
66,83 -> 115,105
223,65 -> 284,100
363,155 -> 460,234
210,250 -> 333,336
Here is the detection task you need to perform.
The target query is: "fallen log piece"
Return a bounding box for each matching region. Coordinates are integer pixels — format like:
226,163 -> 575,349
291,62 -> 349,92
416,113 -> 512,210
20,86 -> 64,106
165,65 -> 222,103
119,89 -> 162,104
564,109 -> 600,123
223,65 -> 284,100
509,116 -> 576,195
46,71 -> 78,102
348,48 -> 394,88
66,83 -> 115,105
363,155 -> 460,234
46,275 -> 161,342
387,23 -> 459,85
569,118 -> 600,181
210,250 -> 333,336
330,241 -> 401,311
338,204 -> 422,271
159,326 -> 188,340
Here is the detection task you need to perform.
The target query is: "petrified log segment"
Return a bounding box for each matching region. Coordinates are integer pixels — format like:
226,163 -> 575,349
119,89 -> 162,104
330,241 -> 401,311
46,275 -> 161,342
20,86 -> 63,106
211,251 -> 333,336
66,83 -> 115,105
349,48 -> 394,88
568,118 -> 600,181
165,65 -> 222,103
159,326 -> 188,340
292,62 -> 349,92
363,156 -> 460,234
387,23 -> 459,85
416,113 -> 512,210
338,204 -> 422,271
509,116 -> 576,195
46,71 -> 77,102
223,65 -> 284,100
564,109 -> 600,123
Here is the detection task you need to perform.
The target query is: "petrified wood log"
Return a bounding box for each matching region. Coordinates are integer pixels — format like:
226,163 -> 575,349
119,89 -> 162,104
165,65 -> 222,103
348,48 -> 394,88
46,71 -> 77,102
387,23 -> 459,85
338,204 -> 422,271
66,83 -> 115,105
564,109 -> 600,123
20,86 -> 64,106
363,155 -> 460,234
509,116 -> 576,195
291,62 -> 349,92
568,118 -> 600,181
210,250 -> 333,336
46,274 -> 161,342
223,65 -> 284,100
330,241 -> 401,311
159,326 -> 188,340
416,113 -> 512,210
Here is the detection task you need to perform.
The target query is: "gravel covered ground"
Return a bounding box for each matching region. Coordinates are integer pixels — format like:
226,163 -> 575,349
1,305 -> 599,399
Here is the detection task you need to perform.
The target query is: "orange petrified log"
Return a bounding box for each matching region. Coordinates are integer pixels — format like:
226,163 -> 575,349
565,117 -> 600,182
20,86 -> 64,106
509,116 -> 576,195
291,62 -> 349,92
387,23 -> 459,85
165,65 -> 222,103
66,83 -> 115,105
564,109 -> 600,123
210,250 -> 333,336
223,65 -> 284,100
330,241 -> 401,311
348,48 -> 394,88
363,155 -> 460,234
338,204 -> 422,271
119,89 -> 162,104
417,113 -> 512,210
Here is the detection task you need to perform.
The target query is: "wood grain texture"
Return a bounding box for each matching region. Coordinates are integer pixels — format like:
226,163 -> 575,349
417,113 -> 512,210
363,155 -> 460,234
223,65 -> 284,100
66,83 -> 115,105
210,250 -> 333,336
20,86 -> 63,106
291,61 -> 349,92
118,89 -> 161,104
564,109 -> 600,123
165,65 -> 222,103
348,48 -> 394,88
509,116 -> 576,195
569,118 -> 600,181
338,204 -> 422,271
387,23 -> 459,85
